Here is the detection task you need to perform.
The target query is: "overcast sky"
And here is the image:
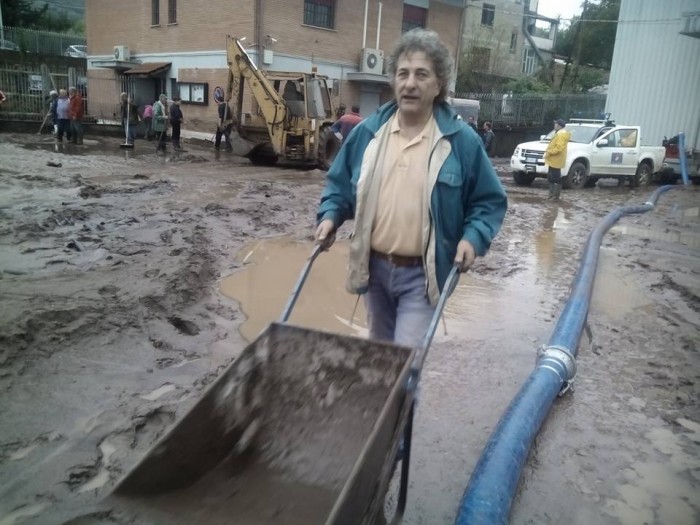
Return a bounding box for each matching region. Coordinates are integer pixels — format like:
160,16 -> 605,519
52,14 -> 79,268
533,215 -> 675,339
536,0 -> 584,26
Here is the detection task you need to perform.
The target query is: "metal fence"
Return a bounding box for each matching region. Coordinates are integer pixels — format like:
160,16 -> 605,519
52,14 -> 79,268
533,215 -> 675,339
1,26 -> 86,56
457,92 -> 607,128
0,62 -> 127,123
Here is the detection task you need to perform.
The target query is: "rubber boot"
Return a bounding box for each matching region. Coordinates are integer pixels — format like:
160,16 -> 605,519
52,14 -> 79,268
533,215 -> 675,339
552,183 -> 561,201
547,183 -> 554,199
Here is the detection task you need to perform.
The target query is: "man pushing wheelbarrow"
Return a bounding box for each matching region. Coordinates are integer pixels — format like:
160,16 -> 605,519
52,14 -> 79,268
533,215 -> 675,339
107,29 -> 506,525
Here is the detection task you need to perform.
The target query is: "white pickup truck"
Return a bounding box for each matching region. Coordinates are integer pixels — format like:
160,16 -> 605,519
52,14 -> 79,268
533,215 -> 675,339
510,119 -> 667,189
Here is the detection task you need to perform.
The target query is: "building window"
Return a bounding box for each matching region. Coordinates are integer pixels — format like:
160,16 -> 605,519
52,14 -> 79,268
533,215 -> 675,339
522,47 -> 537,76
402,5 -> 427,33
481,4 -> 495,27
151,0 -> 159,25
304,0 -> 335,30
175,82 -> 209,105
510,32 -> 518,53
168,0 -> 177,24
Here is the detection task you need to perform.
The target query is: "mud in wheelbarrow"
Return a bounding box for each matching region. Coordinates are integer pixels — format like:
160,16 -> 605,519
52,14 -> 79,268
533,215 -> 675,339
109,246 -> 459,524
111,323 -> 413,524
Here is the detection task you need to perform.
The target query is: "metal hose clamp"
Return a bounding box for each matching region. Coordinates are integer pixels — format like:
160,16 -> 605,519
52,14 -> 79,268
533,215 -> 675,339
537,345 -> 577,395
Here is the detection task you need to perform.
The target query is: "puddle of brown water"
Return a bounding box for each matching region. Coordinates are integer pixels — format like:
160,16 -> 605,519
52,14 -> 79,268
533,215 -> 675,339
220,238 -> 367,342
591,248 -> 654,320
611,223 -> 700,248
221,232 -> 569,364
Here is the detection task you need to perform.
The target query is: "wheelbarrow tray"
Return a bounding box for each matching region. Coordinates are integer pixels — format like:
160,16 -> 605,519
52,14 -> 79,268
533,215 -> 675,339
111,322 -> 415,524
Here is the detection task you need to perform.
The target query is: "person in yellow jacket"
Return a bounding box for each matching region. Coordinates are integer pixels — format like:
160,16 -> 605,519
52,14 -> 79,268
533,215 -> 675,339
543,119 -> 571,200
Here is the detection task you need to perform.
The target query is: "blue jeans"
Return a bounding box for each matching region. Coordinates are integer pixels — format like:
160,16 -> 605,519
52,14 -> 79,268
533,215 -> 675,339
365,254 -> 436,348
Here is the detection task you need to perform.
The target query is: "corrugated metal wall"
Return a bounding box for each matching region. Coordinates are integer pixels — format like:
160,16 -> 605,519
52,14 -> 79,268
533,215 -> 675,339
605,0 -> 700,149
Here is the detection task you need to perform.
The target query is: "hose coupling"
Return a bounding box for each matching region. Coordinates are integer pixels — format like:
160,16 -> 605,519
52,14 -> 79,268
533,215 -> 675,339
537,345 -> 577,395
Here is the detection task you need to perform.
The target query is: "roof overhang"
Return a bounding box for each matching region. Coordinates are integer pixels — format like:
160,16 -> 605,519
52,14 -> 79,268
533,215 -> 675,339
92,59 -> 140,71
123,62 -> 172,77
347,72 -> 390,85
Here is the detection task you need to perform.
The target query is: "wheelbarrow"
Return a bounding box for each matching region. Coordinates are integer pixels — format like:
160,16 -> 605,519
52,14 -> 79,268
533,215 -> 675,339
109,245 -> 460,524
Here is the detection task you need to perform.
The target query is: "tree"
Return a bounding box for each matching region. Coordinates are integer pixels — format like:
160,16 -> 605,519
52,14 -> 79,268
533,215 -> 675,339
555,0 -> 620,68
2,0 -> 76,32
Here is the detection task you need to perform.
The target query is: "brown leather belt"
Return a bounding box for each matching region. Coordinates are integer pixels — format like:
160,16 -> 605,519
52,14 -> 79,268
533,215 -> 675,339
371,250 -> 423,267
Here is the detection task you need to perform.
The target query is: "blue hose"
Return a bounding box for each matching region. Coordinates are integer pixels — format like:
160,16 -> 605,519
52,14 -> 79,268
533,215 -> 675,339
455,185 -> 677,525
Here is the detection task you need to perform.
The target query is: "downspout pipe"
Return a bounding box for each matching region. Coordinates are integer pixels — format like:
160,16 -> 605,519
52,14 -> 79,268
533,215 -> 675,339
455,185 -> 677,525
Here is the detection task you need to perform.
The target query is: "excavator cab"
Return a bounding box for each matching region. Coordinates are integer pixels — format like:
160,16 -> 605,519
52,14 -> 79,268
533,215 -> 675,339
226,36 -> 339,169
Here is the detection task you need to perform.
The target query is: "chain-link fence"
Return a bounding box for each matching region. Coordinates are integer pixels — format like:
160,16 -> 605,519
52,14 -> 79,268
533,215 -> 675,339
457,92 -> 607,128
1,26 -> 86,56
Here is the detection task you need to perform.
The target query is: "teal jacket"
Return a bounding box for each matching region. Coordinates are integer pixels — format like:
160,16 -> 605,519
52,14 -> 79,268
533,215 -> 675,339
317,101 -> 507,302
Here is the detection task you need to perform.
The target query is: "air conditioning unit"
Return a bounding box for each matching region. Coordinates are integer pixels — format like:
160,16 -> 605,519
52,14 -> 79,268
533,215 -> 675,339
113,45 -> 130,61
361,48 -> 384,74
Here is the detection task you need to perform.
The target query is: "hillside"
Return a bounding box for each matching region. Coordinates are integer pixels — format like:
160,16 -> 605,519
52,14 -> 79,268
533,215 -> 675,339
31,0 -> 85,23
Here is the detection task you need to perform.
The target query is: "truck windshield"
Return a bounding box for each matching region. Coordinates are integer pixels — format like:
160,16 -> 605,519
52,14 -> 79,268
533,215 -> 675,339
544,126 -> 603,144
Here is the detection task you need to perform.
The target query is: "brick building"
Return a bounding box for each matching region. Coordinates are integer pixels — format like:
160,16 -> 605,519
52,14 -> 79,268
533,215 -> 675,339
86,0 -> 465,131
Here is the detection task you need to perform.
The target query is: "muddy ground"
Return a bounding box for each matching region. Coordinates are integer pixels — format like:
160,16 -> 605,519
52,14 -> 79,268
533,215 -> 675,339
0,133 -> 698,525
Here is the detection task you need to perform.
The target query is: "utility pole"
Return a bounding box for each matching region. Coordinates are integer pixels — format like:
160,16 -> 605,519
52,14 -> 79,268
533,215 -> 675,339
559,0 -> 588,92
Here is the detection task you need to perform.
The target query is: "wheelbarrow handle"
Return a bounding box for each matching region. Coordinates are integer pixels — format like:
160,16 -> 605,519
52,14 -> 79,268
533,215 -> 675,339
411,263 -> 461,375
279,244 -> 323,323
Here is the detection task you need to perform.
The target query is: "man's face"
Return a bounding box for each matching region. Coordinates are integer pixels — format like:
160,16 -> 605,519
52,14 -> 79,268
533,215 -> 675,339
554,122 -> 562,131
393,50 -> 441,117
468,116 -> 475,124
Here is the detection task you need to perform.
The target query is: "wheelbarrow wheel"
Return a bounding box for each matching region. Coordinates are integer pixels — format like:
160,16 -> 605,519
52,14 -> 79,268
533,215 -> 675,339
380,401 -> 415,525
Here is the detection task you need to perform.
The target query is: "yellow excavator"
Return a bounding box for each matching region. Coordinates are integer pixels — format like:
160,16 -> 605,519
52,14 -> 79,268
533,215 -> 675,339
225,35 -> 340,169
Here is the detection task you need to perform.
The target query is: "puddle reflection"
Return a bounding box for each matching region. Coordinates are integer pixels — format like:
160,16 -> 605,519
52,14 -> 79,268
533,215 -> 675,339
220,238 -> 367,342
22,141 -> 153,158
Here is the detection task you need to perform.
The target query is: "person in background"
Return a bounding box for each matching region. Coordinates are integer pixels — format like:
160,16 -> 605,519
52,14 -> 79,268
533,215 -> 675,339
142,102 -> 154,140
543,118 -> 571,201
68,86 -> 84,145
466,115 -> 478,133
169,96 -> 185,151
153,94 -> 168,153
120,92 -> 139,146
481,121 -> 495,157
214,94 -> 235,151
315,29 -> 507,348
331,104 -> 362,142
55,89 -> 71,144
48,90 -> 58,134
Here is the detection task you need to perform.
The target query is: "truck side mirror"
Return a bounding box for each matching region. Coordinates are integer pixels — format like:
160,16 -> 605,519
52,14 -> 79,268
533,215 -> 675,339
597,138 -> 608,147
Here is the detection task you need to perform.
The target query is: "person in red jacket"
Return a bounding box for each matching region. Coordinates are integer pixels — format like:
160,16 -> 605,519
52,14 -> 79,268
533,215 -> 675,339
330,104 -> 362,141
68,87 -> 84,145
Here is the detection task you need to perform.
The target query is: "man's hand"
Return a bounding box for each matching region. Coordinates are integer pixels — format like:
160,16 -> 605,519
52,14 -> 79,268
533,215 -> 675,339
315,219 -> 336,251
454,239 -> 476,272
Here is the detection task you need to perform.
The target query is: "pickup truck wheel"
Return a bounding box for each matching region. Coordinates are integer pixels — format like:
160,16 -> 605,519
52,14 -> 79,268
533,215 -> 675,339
513,171 -> 535,186
632,162 -> 652,187
565,161 -> 588,189
584,176 -> 598,188
318,127 -> 340,171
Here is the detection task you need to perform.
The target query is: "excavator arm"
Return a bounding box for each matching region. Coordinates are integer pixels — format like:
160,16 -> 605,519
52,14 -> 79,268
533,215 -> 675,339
225,35 -> 287,142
